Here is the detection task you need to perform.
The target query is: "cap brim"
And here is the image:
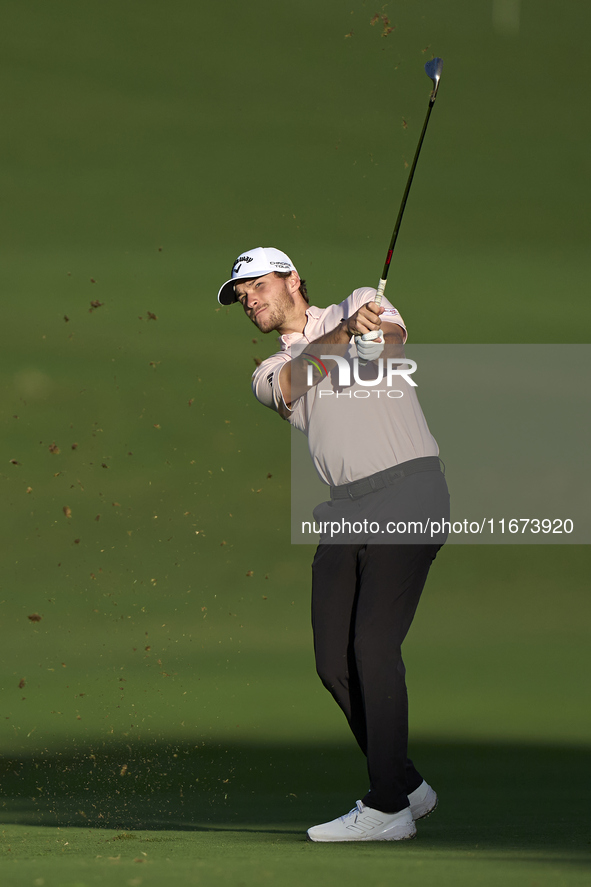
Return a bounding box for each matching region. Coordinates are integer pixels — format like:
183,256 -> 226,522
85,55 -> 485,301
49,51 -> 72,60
217,268 -> 271,305
217,278 -> 239,305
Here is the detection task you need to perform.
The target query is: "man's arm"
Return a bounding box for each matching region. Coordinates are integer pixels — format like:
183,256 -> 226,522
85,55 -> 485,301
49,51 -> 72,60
279,302 -> 405,408
278,320 -> 349,409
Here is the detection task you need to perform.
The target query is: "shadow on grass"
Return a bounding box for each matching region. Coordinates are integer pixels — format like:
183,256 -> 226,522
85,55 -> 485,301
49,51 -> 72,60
1,739 -> 590,855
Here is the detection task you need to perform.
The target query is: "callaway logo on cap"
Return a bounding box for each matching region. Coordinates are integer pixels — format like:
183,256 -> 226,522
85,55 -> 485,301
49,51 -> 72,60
217,247 -> 297,305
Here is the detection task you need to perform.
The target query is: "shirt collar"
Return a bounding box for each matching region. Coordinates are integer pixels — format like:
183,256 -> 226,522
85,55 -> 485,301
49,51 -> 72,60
278,305 -> 322,349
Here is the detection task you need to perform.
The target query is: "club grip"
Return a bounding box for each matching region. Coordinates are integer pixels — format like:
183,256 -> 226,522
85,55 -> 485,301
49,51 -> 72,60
375,278 -> 387,307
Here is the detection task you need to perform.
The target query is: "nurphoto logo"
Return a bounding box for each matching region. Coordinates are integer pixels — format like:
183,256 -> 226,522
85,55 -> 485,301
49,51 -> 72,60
305,355 -> 418,396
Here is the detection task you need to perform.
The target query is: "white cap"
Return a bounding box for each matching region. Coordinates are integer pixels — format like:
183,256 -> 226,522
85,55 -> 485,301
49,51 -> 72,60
217,247 -> 297,305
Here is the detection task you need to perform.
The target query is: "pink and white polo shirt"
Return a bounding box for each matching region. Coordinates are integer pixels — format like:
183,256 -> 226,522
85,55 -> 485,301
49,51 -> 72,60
252,287 -> 439,487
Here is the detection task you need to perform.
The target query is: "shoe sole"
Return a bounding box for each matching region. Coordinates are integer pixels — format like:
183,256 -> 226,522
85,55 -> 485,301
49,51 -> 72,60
412,794 -> 438,822
307,830 -> 417,843
306,822 -> 417,844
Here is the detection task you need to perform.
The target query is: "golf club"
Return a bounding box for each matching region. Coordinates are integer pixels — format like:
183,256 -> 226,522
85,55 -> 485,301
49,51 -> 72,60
374,56 -> 443,309
356,57 -> 443,361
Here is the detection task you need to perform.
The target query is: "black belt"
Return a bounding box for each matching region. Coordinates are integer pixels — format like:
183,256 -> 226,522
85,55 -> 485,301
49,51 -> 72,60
330,456 -> 443,501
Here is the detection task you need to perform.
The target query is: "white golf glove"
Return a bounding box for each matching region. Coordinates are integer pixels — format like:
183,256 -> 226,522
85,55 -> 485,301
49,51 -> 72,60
355,330 -> 384,363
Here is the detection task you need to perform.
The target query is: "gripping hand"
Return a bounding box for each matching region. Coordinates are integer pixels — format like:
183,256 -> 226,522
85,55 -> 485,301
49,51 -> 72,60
354,330 -> 384,363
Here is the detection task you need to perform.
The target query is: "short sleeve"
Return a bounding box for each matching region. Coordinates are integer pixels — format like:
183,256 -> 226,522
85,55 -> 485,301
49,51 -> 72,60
380,298 -> 408,343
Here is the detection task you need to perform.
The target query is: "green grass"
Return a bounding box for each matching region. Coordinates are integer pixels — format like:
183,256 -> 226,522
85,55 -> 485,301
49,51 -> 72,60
1,0 -> 590,884
2,545 -> 590,885
1,740 -> 590,886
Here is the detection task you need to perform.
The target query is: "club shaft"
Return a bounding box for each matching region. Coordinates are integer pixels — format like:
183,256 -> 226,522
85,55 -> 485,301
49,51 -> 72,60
375,96 -> 437,306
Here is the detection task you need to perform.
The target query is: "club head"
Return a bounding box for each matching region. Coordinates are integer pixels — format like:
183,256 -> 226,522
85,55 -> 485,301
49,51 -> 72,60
424,57 -> 443,101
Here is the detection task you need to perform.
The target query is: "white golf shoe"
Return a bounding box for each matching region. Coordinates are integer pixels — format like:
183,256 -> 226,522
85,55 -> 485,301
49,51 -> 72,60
408,780 -> 438,821
307,800 -> 416,843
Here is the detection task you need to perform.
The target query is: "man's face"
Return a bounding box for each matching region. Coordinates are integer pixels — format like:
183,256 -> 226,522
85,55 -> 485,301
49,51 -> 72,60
234,273 -> 298,334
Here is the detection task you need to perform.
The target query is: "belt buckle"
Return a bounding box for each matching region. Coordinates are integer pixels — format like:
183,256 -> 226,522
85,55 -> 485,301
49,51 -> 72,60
348,478 -> 372,500
369,474 -> 380,492
348,480 -> 367,500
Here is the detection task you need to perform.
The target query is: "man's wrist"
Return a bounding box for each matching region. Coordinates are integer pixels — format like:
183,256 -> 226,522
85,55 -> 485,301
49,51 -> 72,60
340,317 -> 352,340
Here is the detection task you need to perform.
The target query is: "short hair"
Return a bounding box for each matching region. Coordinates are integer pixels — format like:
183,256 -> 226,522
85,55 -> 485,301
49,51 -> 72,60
275,271 -> 308,303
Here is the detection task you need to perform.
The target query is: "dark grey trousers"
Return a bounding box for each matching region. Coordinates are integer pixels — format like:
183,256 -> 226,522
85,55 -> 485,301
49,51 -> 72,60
311,540 -> 442,814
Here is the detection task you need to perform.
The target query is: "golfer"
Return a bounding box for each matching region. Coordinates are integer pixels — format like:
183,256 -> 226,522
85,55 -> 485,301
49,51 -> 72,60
217,247 -> 449,842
